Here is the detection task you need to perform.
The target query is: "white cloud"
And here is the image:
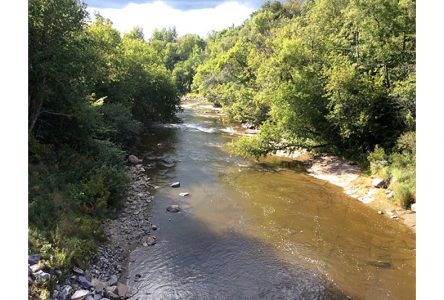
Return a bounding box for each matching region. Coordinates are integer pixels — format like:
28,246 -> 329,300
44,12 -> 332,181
87,1 -> 254,38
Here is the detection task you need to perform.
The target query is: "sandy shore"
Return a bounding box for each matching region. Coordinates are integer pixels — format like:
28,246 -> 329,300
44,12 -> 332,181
304,155 -> 416,232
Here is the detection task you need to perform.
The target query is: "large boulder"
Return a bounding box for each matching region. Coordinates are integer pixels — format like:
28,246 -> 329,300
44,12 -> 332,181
30,263 -> 43,273
372,178 -> 386,188
104,286 -> 120,300
117,282 -> 138,298
128,155 -> 142,165
28,254 -> 41,265
91,278 -> 108,293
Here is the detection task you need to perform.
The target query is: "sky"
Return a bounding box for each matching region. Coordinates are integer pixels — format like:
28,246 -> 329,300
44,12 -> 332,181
85,0 -> 267,38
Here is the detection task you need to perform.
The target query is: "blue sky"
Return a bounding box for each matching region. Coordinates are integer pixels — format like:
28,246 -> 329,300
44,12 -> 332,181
85,0 -> 268,38
85,0 -> 265,10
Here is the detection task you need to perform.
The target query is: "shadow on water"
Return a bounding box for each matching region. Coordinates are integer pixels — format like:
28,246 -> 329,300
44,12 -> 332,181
126,106 -> 415,300
127,214 -> 347,300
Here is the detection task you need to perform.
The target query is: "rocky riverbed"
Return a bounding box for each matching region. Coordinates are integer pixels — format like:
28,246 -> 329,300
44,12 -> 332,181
28,161 -> 158,300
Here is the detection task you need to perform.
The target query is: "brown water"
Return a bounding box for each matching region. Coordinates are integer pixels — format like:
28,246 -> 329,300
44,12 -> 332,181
127,101 -> 415,299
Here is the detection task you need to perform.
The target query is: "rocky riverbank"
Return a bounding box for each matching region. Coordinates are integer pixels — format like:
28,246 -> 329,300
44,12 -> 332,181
28,160 -> 158,300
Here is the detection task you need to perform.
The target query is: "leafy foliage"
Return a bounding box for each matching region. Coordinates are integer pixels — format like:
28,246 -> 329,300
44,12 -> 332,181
193,0 -> 415,205
28,1 -> 180,291
193,0 -> 415,160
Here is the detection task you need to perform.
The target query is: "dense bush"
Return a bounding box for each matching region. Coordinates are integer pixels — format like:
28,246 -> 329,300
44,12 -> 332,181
367,132 -> 416,209
28,2 -> 180,296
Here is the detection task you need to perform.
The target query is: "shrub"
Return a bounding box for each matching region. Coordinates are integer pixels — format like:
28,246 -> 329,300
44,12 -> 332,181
367,145 -> 388,175
392,181 -> 415,209
101,103 -> 141,146
396,131 -> 416,155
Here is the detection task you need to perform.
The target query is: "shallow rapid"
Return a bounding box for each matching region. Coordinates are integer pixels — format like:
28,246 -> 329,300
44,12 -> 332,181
127,101 -> 415,300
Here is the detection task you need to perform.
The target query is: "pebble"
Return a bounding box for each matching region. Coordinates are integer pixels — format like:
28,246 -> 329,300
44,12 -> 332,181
70,289 -> 89,300
77,276 -> 93,289
72,266 -> 85,275
171,182 -> 180,188
179,192 -> 190,197
378,210 -> 383,215
151,224 -> 158,230
59,285 -> 73,300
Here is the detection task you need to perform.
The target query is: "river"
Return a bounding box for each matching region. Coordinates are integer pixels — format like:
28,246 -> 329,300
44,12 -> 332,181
126,100 -> 416,299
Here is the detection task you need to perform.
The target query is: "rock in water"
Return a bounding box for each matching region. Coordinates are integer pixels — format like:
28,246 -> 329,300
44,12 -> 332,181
166,205 -> 180,213
71,290 -> 89,300
179,192 -> 190,197
128,155 -> 141,164
151,224 -> 158,230
372,178 -> 386,188
142,236 -> 156,246
171,182 -> 180,188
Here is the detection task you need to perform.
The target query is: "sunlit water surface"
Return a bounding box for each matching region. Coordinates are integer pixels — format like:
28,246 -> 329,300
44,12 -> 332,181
127,102 -> 415,300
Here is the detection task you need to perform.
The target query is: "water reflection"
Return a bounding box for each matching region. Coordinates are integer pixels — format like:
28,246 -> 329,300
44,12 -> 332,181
128,216 -> 346,300
128,103 -> 415,299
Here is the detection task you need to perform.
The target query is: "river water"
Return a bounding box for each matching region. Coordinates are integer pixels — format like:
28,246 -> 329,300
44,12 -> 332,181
127,101 -> 415,300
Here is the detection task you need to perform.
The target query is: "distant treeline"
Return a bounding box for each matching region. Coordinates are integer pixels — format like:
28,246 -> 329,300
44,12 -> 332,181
191,0 -> 416,208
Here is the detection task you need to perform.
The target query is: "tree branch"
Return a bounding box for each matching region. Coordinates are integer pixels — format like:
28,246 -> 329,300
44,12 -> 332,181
40,110 -> 74,118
